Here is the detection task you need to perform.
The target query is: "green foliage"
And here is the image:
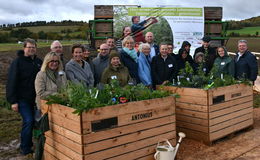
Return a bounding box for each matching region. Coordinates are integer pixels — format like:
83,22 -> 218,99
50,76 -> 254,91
46,80 -> 174,114
0,98 -> 11,109
170,63 -> 252,90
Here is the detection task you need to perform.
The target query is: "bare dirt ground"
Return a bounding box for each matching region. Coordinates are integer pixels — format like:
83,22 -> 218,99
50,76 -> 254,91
177,107 -> 260,160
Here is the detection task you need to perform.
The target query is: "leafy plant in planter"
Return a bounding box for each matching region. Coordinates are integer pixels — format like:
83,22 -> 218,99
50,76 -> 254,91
170,62 -> 252,89
46,80 -> 176,114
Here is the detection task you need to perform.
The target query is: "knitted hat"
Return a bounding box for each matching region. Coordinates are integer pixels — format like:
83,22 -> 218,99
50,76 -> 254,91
109,50 -> 120,61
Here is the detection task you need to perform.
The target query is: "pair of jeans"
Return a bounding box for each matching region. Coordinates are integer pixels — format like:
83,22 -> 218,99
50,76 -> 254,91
18,101 -> 34,155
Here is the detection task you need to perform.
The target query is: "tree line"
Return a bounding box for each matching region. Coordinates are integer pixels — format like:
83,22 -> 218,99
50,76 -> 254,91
0,20 -> 87,29
0,21 -> 89,43
227,16 -> 260,30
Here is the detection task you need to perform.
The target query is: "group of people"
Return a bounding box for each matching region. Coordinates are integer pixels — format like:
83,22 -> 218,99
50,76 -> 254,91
5,18 -> 259,157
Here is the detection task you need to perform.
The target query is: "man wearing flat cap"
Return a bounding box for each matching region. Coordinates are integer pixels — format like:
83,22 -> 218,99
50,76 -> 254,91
193,36 -> 216,72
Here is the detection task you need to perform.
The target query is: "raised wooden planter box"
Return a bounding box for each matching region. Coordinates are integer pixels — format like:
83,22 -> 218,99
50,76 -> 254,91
159,84 -> 253,145
41,96 -> 176,160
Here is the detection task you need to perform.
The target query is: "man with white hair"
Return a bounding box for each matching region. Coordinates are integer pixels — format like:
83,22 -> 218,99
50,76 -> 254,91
145,32 -> 159,59
50,40 -> 64,65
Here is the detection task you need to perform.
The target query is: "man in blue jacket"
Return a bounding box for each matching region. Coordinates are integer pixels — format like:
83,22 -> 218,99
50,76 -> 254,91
6,38 -> 42,157
235,40 -> 258,82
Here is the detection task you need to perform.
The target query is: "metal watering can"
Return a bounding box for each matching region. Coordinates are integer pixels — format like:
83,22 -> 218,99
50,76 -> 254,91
154,132 -> 186,160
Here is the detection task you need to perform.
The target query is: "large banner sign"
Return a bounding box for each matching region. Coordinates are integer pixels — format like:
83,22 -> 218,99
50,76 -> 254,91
128,7 -> 204,49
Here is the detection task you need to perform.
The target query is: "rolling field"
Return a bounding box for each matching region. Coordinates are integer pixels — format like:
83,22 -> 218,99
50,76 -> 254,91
227,26 -> 260,36
0,25 -> 80,33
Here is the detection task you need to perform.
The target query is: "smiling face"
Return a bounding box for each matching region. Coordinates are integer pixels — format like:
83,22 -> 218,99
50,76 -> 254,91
142,46 -> 151,55
99,44 -> 110,57
238,42 -> 248,54
24,42 -> 36,57
218,47 -> 225,57
145,32 -> 154,44
124,40 -> 135,50
111,57 -> 120,67
123,27 -> 131,36
48,55 -> 60,71
106,38 -> 115,49
160,44 -> 168,58
72,47 -> 83,62
51,42 -> 63,54
167,45 -> 173,54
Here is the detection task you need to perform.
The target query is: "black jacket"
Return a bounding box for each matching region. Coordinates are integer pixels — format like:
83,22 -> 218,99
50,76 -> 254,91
151,54 -> 177,85
120,50 -> 140,83
235,50 -> 258,81
176,48 -> 194,73
6,50 -> 42,104
194,46 -> 216,71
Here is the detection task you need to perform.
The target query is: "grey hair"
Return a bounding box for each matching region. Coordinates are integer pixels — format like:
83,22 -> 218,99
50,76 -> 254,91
138,43 -> 150,52
50,40 -> 62,49
238,39 -> 247,45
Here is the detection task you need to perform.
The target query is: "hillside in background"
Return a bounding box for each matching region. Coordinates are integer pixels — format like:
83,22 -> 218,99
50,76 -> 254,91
0,20 -> 89,43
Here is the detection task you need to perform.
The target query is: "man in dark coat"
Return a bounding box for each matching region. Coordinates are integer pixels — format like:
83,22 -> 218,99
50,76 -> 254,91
151,43 -> 177,86
6,38 -> 42,157
193,36 -> 216,71
92,43 -> 110,86
235,40 -> 258,82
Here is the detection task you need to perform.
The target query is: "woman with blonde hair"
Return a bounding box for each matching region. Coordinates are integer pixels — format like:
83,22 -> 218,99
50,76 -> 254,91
120,36 -> 140,83
35,52 -> 67,110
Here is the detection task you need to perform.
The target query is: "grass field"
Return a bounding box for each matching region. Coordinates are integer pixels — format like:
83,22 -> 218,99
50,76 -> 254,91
0,40 -> 88,52
227,26 -> 260,36
0,25 -> 80,33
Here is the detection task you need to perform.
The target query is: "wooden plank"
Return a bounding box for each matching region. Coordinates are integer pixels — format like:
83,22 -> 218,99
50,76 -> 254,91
176,114 -> 208,126
48,112 -> 82,134
176,102 -> 208,112
177,95 -> 208,105
204,7 -> 222,20
43,151 -> 59,160
81,96 -> 174,122
41,101 -> 80,122
83,115 -> 175,144
209,101 -> 252,119
94,5 -> 113,19
44,143 -> 72,160
84,132 -> 175,160
177,121 -> 208,133
45,137 -> 83,160
177,127 -> 209,143
137,154 -> 154,160
209,113 -> 253,133
118,105 -> 174,126
209,95 -> 253,112
210,119 -> 253,141
205,23 -> 222,34
48,123 -> 82,144
208,84 -> 252,105
176,108 -> 208,119
84,123 -> 175,153
106,139 -> 175,160
45,131 -> 83,154
209,107 -> 253,126
159,86 -> 207,97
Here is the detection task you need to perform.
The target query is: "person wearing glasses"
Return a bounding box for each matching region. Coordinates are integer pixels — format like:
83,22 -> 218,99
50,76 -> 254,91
50,40 -> 66,66
66,43 -> 94,87
35,52 -> 67,110
92,43 -> 110,86
6,38 -> 42,157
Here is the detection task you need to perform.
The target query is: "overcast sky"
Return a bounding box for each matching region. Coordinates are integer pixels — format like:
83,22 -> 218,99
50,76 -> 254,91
0,0 -> 260,25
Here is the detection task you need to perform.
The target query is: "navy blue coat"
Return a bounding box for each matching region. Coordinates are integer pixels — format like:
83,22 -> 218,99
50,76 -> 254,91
120,50 -> 140,83
235,50 -> 258,81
